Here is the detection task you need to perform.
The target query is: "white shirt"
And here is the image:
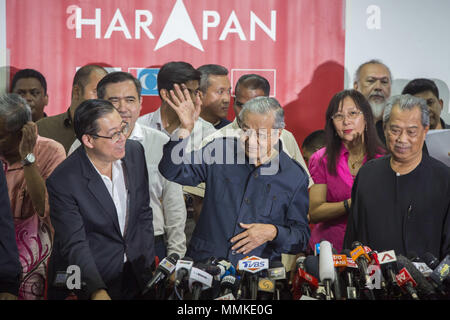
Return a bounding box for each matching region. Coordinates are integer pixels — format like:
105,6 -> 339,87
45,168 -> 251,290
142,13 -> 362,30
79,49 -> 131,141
69,123 -> 188,257
87,156 -> 128,262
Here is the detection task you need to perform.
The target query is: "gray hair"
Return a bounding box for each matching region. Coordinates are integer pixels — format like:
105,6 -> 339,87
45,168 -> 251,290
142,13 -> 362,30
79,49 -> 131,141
354,59 -> 393,84
383,94 -> 429,128
0,93 -> 32,132
238,96 -> 285,129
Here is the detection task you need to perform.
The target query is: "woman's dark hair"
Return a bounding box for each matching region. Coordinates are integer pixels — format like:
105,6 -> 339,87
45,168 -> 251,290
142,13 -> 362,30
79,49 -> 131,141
324,89 -> 385,175
74,99 -> 116,143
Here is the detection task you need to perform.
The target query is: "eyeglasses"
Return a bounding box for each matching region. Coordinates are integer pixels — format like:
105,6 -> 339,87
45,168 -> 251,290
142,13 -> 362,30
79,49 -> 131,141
91,122 -> 130,143
387,126 -> 419,138
331,111 -> 363,122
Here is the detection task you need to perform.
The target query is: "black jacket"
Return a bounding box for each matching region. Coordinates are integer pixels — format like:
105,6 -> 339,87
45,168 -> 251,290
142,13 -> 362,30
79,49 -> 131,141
46,140 -> 155,299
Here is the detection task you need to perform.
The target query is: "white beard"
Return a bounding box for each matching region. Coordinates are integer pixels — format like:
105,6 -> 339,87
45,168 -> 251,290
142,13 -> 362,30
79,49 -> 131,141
370,102 -> 385,120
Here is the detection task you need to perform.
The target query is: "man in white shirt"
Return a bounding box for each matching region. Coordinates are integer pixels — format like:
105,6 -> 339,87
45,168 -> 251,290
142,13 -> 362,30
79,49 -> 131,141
137,61 -> 216,244
69,72 -> 187,260
137,61 -> 216,152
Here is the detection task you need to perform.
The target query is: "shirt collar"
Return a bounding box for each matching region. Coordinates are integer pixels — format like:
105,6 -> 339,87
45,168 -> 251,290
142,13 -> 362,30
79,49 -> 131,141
86,152 -> 122,180
129,122 -> 144,142
151,107 -> 164,131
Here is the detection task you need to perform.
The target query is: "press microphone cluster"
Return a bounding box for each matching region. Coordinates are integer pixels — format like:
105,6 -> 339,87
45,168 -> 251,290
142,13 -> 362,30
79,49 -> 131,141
290,240 -> 450,300
141,247 -> 450,300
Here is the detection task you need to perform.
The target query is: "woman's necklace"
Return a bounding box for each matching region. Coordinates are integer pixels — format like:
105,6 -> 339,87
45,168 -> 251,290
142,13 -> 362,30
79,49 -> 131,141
349,154 -> 365,169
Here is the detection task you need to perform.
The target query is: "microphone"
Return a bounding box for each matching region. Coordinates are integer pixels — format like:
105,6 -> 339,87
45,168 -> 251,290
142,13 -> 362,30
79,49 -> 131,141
237,256 -> 269,300
175,257 -> 194,287
268,261 -> 288,300
257,272 -> 275,300
367,250 -> 388,296
292,256 -> 319,299
377,250 -> 402,299
421,253 -> 450,296
142,253 -> 179,295
350,242 -> 371,287
428,254 -> 450,286
170,257 -> 194,300
319,241 -> 335,300
341,249 -> 358,300
188,264 -> 214,300
397,255 -> 436,299
350,242 -> 376,300
395,266 -> 420,300
409,252 -> 446,297
408,252 -> 433,278
304,255 -> 320,279
218,274 -> 238,299
422,252 -> 440,270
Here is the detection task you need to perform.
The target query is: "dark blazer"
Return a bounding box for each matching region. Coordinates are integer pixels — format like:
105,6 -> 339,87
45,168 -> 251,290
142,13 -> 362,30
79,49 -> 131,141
46,140 -> 155,300
0,161 -> 21,296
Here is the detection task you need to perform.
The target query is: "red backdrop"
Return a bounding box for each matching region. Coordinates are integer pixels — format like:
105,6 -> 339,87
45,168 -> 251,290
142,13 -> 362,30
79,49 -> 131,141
6,0 -> 345,146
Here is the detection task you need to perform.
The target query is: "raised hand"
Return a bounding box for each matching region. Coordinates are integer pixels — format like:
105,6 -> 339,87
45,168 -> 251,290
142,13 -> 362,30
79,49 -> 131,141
162,83 -> 201,136
19,121 -> 38,159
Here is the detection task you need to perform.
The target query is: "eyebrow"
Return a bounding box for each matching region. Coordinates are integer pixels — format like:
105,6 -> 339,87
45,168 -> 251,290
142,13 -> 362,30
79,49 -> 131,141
366,76 -> 389,80
106,122 -> 126,133
108,96 -> 136,100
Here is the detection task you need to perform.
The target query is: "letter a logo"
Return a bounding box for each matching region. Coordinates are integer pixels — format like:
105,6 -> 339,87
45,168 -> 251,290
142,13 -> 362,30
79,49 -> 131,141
155,0 -> 204,51
66,265 -> 81,290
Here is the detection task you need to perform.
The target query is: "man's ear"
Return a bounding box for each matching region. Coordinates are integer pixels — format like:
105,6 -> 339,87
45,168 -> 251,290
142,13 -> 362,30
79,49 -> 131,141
353,81 -> 359,90
72,85 -> 81,101
160,89 -> 170,102
439,99 -> 444,111
81,134 -> 95,149
44,94 -> 49,106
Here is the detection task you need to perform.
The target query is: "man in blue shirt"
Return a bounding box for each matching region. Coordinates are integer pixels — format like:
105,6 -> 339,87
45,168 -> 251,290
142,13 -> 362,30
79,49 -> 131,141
158,84 -> 310,265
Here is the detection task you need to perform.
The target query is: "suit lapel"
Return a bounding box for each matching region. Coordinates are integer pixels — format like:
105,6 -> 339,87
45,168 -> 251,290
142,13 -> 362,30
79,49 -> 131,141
77,147 -> 123,237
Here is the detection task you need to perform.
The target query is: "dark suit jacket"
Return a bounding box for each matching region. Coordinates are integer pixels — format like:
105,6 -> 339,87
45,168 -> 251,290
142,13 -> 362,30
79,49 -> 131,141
46,140 -> 155,299
0,161 -> 21,295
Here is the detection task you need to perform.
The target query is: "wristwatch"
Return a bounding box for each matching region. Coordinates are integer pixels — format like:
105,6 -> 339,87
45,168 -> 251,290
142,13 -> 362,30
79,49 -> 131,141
21,153 -> 36,166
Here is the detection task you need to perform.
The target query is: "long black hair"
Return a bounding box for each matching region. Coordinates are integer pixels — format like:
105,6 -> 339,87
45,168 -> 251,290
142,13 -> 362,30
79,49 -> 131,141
324,89 -> 385,175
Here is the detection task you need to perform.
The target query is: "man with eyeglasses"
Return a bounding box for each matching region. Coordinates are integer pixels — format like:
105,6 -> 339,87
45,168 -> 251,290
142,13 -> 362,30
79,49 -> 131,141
68,71 -> 188,263
344,94 -> 450,260
46,99 -> 155,300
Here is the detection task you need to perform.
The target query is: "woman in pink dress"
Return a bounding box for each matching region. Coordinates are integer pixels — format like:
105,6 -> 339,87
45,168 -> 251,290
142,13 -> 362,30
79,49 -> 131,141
308,89 -> 385,253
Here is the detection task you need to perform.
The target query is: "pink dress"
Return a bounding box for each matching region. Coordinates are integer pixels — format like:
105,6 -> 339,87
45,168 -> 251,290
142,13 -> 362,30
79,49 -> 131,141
4,136 -> 65,299
308,144 -> 383,253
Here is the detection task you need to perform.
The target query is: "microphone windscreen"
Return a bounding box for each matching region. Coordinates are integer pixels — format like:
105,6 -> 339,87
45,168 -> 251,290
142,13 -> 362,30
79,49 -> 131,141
397,255 -> 435,296
305,255 -> 319,279
319,241 -> 335,282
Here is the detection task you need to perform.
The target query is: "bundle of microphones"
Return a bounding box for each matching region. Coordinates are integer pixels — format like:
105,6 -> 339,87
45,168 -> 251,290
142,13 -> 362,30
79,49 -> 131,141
140,241 -> 450,300
292,241 -> 450,300
141,254 -> 291,300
